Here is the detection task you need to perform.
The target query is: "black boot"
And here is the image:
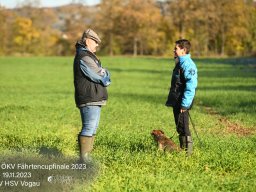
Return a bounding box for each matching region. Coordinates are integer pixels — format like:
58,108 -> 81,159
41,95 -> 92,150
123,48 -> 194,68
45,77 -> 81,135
78,135 -> 93,162
179,135 -> 186,149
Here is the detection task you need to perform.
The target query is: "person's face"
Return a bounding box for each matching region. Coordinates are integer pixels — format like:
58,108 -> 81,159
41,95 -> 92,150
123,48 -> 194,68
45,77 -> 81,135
174,44 -> 186,57
86,38 -> 99,53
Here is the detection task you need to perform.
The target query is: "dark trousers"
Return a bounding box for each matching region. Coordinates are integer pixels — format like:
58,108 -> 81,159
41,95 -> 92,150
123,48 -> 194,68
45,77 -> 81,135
173,106 -> 191,136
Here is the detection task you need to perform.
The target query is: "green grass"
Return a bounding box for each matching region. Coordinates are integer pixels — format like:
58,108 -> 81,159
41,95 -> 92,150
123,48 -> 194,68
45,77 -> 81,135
0,56 -> 255,192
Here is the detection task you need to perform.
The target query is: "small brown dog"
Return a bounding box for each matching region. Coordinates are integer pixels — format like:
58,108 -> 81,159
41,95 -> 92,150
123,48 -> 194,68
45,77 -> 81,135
151,130 -> 180,152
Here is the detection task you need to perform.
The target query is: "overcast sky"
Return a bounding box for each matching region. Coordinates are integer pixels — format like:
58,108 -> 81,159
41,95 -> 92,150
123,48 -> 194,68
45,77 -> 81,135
0,0 -> 100,8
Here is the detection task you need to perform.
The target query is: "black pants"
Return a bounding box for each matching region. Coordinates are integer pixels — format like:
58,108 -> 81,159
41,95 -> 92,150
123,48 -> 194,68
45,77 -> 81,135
173,106 -> 191,136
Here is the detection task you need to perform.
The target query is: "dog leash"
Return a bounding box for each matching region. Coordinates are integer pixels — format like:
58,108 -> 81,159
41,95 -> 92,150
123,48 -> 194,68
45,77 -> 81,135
188,111 -> 203,147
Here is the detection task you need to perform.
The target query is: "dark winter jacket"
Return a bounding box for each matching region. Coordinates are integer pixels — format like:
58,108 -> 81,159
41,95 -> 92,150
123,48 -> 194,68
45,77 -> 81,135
73,42 -> 110,107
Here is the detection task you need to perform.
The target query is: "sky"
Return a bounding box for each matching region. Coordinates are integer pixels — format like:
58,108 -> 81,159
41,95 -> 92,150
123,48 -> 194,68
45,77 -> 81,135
0,0 -> 100,8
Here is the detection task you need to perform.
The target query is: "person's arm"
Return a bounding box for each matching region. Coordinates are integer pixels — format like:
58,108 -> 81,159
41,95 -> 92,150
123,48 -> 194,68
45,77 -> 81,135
181,60 -> 197,110
80,59 -> 111,86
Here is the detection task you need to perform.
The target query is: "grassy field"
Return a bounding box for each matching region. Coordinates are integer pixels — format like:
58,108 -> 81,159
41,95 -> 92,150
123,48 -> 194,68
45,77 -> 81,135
0,56 -> 255,192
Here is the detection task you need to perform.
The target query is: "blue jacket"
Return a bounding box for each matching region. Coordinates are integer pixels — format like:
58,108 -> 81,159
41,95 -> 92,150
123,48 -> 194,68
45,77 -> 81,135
179,54 -> 197,109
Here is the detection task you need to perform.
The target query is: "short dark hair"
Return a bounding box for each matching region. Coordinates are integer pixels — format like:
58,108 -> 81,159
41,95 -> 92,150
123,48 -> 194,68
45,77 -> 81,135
175,39 -> 191,54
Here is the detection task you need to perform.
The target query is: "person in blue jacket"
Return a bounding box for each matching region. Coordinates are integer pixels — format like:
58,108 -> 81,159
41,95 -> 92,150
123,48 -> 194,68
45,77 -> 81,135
73,29 -> 111,162
166,39 -> 197,156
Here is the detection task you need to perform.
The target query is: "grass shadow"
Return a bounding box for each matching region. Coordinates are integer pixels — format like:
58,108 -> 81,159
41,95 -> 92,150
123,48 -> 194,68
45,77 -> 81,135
110,92 -> 165,105
38,145 -> 63,157
194,57 -> 256,65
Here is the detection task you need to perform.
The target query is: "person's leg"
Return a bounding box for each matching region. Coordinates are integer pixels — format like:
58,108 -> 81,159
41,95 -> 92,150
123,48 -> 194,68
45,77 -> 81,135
173,106 -> 184,136
181,110 -> 191,136
78,106 -> 101,162
174,107 -> 193,155
174,106 -> 185,149
182,110 -> 193,156
80,106 -> 101,137
91,106 -> 101,151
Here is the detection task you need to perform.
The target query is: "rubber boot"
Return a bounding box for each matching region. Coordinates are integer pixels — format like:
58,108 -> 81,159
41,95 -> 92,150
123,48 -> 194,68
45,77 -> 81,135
78,135 -> 93,162
186,136 -> 193,156
179,135 -> 186,149
179,135 -> 193,156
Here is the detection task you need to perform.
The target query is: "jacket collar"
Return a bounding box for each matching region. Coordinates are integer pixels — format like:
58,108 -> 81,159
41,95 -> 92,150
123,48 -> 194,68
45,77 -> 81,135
75,41 -> 88,52
75,41 -> 99,61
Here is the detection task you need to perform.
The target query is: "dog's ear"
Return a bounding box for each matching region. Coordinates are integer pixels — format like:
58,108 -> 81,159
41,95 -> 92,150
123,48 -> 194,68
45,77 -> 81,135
160,130 -> 165,134
151,130 -> 156,135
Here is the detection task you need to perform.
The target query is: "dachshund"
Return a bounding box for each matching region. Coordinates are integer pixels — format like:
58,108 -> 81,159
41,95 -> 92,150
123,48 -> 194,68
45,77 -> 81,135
151,130 -> 180,152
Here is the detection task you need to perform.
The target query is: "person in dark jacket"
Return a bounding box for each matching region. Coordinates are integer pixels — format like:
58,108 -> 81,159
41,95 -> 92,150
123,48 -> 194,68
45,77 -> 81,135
73,29 -> 111,162
166,39 -> 197,156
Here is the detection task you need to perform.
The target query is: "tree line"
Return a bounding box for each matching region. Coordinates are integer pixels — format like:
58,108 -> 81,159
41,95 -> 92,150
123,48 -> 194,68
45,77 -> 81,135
0,0 -> 255,57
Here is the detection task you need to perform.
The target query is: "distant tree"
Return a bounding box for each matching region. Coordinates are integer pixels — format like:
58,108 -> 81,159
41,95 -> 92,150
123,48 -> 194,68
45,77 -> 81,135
0,0 -> 255,56
0,7 -> 13,55
207,0 -> 252,56
242,0 -> 256,56
249,2 -> 256,55
34,8 -> 60,55
166,0 -> 209,56
59,4 -> 91,55
95,0 -> 124,55
224,0 -> 251,55
119,0 -> 164,56
13,17 -> 40,54
166,0 -> 254,56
